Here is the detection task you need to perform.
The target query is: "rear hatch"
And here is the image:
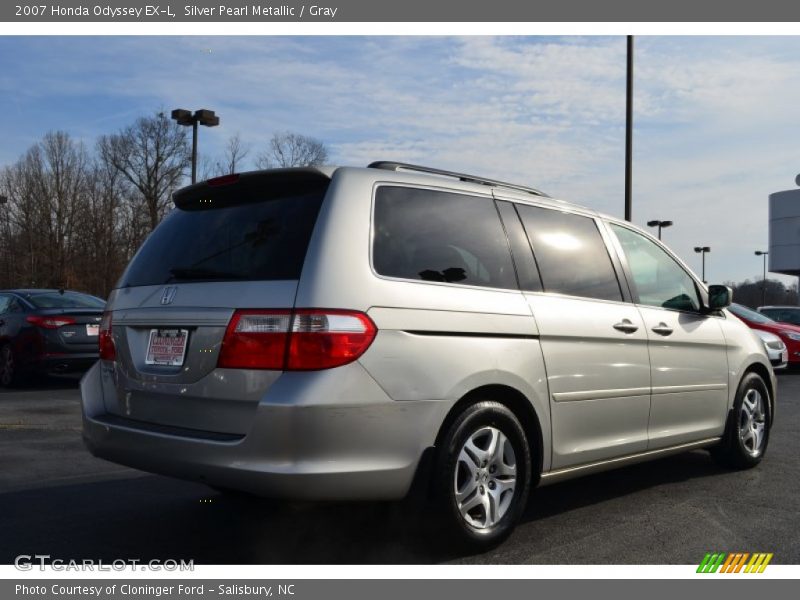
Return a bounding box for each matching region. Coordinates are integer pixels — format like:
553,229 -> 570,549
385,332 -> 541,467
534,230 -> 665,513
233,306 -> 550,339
102,169 -> 331,435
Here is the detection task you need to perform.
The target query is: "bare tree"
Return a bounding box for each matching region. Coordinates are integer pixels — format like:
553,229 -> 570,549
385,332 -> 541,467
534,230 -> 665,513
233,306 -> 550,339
98,112 -> 189,230
0,132 -> 90,288
217,133 -> 250,175
256,131 -> 329,169
75,155 -> 134,295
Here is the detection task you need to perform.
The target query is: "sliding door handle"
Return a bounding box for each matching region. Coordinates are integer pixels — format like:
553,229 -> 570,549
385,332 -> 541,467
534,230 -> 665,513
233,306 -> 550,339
613,319 -> 639,334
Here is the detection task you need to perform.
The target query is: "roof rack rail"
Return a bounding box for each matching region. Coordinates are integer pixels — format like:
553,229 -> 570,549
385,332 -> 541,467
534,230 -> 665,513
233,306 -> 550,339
367,161 -> 549,198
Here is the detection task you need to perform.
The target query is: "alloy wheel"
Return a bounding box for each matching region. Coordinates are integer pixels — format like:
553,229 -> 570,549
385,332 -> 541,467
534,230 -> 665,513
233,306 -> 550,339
454,426 -> 517,529
739,388 -> 766,457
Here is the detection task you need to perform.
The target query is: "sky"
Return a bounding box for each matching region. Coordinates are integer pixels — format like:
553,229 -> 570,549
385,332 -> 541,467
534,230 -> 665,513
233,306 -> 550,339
1,35 -> 799,285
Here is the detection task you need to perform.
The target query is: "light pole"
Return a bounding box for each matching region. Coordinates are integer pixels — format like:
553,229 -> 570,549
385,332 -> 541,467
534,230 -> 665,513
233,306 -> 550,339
171,108 -> 220,184
694,246 -> 711,283
755,250 -> 769,307
625,35 -> 634,222
646,219 -> 673,241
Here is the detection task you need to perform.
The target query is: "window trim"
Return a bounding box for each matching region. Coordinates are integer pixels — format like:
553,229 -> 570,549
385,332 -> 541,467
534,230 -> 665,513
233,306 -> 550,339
602,219 -> 717,317
494,199 -> 544,292
369,182 -> 524,294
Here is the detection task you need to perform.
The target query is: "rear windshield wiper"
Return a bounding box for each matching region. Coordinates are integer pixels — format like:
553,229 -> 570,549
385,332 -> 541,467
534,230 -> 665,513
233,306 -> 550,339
166,268 -> 249,282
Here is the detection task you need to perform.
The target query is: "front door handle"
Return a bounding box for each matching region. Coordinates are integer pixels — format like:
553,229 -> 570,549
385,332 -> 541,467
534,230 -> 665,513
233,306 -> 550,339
613,319 -> 639,334
652,322 -> 673,336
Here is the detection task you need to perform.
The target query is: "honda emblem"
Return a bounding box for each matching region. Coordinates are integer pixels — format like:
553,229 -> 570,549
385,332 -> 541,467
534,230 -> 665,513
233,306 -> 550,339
160,286 -> 178,305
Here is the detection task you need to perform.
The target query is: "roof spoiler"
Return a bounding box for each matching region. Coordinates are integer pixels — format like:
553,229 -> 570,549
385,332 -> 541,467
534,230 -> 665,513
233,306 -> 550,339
173,168 -> 332,209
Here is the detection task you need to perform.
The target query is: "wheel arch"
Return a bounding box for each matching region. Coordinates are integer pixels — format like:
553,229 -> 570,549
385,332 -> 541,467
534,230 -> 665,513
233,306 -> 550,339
433,384 -> 545,485
742,361 -> 775,426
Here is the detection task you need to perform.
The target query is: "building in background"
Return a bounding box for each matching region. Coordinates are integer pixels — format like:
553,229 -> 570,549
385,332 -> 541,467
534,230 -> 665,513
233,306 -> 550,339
768,175 -> 800,304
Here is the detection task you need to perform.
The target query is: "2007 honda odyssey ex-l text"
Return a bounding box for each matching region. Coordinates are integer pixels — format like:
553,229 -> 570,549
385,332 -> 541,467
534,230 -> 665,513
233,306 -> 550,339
81,162 -> 776,549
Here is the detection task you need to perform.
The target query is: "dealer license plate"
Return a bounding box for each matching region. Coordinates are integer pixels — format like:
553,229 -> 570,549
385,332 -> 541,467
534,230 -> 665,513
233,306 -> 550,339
145,329 -> 189,366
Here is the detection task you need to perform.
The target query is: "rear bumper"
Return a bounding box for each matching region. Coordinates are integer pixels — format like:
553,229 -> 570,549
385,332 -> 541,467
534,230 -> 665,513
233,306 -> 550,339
80,362 -> 447,501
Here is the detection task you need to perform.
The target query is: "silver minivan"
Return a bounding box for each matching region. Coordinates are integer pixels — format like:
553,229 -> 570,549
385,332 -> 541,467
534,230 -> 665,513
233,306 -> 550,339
81,162 -> 775,549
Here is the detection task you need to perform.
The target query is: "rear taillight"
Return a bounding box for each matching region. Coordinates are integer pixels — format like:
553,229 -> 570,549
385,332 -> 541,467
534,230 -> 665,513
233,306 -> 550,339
217,309 -> 377,371
99,312 -> 115,361
287,310 -> 377,370
26,315 -> 76,329
217,310 -> 292,370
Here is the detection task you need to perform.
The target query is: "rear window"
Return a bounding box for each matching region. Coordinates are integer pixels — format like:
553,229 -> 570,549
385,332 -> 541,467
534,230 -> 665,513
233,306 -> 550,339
119,179 -> 327,288
27,292 -> 106,309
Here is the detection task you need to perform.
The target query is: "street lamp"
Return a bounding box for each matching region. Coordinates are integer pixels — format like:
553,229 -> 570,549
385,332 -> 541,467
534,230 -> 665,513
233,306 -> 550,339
625,35 -> 634,222
171,108 -> 220,184
755,250 -> 769,307
694,246 -> 711,283
646,219 -> 673,241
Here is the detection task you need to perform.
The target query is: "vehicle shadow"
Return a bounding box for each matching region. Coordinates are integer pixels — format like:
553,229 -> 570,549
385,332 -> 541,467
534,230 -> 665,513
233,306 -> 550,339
0,374 -> 81,395
0,450 -> 731,565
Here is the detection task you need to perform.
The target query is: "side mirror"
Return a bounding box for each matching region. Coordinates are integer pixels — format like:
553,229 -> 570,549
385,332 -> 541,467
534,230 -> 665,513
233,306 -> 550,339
708,284 -> 732,310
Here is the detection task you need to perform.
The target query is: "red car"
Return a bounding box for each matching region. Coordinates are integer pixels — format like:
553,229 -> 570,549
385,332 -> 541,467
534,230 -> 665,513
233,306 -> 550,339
728,302 -> 800,365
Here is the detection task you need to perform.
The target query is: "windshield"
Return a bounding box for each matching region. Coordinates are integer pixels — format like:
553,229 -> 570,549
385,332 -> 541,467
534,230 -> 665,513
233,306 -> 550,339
728,303 -> 775,325
27,291 -> 106,309
119,185 -> 326,288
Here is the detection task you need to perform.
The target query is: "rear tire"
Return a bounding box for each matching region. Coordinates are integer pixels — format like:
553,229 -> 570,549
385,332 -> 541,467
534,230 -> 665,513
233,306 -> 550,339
0,345 -> 24,388
431,401 -> 532,550
711,372 -> 770,469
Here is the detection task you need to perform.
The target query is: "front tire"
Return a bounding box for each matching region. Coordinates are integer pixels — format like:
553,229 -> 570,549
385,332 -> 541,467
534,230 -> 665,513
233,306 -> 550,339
711,372 -> 770,469
432,401 -> 532,550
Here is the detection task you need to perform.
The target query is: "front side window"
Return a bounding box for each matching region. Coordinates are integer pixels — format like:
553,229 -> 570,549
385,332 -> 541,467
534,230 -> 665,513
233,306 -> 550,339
373,186 -> 517,290
516,205 -> 622,301
610,223 -> 701,312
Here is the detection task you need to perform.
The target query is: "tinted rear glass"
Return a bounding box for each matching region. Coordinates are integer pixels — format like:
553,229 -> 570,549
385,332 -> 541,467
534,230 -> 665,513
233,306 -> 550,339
119,184 -> 326,288
517,205 -> 622,302
27,292 -> 106,309
373,186 -> 517,290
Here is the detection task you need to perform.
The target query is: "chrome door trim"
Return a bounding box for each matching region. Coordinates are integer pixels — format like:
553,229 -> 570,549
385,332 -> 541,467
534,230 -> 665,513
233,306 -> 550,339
652,383 -> 727,395
552,387 -> 651,403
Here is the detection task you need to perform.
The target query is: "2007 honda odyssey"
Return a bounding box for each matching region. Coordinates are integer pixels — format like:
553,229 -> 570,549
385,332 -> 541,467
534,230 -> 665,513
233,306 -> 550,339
81,162 -> 775,548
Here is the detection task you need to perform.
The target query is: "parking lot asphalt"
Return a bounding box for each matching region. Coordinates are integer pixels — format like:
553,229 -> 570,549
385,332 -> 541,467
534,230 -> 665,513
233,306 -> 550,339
1,372 -> 798,565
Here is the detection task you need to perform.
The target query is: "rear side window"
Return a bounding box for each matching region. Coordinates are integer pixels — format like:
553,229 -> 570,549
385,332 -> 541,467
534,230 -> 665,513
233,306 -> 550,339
26,292 -> 105,309
373,186 -> 517,290
517,205 -> 622,302
119,184 -> 326,287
